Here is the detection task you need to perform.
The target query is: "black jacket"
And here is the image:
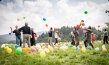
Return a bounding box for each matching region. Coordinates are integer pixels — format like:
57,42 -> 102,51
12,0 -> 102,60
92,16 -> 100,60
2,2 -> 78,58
48,30 -> 52,37
19,26 -> 31,34
85,29 -> 92,39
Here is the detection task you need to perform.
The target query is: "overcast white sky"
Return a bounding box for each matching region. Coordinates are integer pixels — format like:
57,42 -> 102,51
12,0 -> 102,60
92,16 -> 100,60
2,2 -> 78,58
0,0 -> 109,35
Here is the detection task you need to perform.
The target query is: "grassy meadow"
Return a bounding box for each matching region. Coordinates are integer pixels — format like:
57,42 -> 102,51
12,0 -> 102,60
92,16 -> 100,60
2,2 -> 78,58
0,41 -> 109,65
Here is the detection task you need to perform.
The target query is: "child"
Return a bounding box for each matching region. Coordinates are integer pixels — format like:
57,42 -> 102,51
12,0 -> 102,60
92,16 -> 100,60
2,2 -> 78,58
91,32 -> 95,43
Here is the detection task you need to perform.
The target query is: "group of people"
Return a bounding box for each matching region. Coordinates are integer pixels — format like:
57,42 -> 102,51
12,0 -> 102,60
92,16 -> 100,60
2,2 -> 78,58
47,27 -> 62,46
47,26 -> 94,48
10,22 -> 37,48
71,26 -> 108,48
48,26 -> 108,49
11,22 -> 108,48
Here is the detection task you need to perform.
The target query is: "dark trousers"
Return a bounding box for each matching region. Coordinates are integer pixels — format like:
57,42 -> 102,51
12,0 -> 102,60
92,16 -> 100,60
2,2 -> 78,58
16,35 -> 22,46
30,38 -> 36,46
84,38 -> 94,48
71,37 -> 75,45
103,36 -> 108,44
54,38 -> 58,45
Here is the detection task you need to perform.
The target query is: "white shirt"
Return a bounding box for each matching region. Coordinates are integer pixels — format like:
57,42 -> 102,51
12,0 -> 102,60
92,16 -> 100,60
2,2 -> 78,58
54,32 -> 59,38
71,32 -> 74,37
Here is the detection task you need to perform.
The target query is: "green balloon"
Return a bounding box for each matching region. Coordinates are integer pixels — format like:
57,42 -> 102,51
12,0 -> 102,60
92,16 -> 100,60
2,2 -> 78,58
8,45 -> 12,48
68,44 -> 73,48
87,46 -> 91,50
16,48 -> 22,55
84,11 -> 88,14
40,52 -> 46,58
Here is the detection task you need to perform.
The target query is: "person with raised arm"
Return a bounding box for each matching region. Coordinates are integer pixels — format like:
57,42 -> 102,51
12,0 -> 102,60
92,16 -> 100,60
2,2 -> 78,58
84,26 -> 94,48
10,25 -> 22,46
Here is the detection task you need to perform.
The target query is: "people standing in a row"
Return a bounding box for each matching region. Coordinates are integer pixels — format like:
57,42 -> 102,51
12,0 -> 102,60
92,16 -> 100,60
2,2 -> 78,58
10,25 -> 22,47
19,22 -> 32,48
10,22 -> 37,47
84,26 -> 94,48
102,29 -> 108,44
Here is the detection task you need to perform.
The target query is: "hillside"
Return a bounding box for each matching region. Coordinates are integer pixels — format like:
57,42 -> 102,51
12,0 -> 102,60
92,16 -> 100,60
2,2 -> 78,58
0,32 -> 43,44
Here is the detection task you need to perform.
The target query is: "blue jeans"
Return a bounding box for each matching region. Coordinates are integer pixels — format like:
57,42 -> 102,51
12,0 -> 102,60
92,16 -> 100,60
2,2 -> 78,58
16,35 -> 22,46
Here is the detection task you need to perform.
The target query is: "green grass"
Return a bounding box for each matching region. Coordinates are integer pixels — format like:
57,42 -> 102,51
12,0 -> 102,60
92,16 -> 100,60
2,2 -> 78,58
0,41 -> 109,65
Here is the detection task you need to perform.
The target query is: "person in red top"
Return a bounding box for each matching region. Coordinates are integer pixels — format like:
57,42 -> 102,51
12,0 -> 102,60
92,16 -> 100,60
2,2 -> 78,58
91,32 -> 95,43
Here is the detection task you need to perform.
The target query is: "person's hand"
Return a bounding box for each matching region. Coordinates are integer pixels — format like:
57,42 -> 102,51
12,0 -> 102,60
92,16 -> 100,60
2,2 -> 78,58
10,27 -> 12,30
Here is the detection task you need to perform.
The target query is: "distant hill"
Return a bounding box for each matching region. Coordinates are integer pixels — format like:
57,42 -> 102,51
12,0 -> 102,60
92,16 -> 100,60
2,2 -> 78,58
0,33 -> 15,43
0,32 -> 43,44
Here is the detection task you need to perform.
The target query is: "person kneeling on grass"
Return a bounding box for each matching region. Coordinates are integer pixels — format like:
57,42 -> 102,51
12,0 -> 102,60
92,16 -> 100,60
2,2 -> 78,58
84,26 -> 94,48
10,25 -> 22,47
